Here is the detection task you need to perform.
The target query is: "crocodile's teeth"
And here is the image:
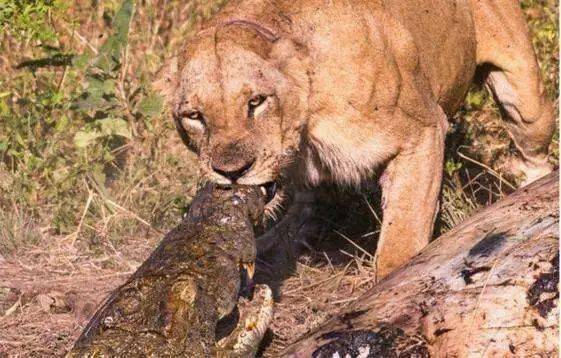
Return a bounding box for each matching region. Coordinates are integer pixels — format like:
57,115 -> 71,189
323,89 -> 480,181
243,263 -> 255,279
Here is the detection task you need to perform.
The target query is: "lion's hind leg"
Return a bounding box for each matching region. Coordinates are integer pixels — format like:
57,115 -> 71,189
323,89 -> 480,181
470,0 -> 555,184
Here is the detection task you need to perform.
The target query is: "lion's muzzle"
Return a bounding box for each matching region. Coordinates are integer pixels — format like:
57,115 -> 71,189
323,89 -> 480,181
211,141 -> 256,182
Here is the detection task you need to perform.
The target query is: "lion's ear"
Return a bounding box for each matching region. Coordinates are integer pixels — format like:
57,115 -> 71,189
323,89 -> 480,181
153,56 -> 179,108
270,38 -> 310,76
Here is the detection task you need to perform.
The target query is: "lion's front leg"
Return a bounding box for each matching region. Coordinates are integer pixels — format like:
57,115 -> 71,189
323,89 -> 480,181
256,190 -> 319,275
375,126 -> 445,280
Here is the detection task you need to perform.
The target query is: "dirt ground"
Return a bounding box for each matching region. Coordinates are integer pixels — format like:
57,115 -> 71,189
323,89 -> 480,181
0,228 -> 154,356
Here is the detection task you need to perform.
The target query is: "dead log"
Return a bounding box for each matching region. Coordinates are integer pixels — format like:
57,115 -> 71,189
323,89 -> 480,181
283,171 -> 559,357
68,184 -> 273,357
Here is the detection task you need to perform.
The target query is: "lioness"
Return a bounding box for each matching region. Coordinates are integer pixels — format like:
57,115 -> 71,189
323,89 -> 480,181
157,0 -> 555,279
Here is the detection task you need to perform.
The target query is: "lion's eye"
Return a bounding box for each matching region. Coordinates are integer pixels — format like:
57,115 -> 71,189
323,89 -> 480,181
177,110 -> 205,131
248,95 -> 267,117
181,110 -> 204,123
187,111 -> 202,120
249,95 -> 267,107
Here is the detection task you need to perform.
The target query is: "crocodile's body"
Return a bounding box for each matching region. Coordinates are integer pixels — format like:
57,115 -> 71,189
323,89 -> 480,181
69,184 -> 273,357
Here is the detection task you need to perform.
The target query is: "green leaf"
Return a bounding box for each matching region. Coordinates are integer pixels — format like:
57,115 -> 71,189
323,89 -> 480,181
72,53 -> 91,69
102,79 -> 116,95
465,90 -> 486,111
99,118 -> 132,139
55,115 -> 69,132
94,0 -> 135,73
74,129 -> 102,148
113,0 -> 135,42
91,164 -> 107,189
86,76 -> 106,99
0,98 -> 9,116
444,160 -> 463,176
137,94 -> 163,118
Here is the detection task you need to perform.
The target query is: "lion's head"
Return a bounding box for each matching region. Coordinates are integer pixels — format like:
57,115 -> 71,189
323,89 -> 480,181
157,20 -> 309,209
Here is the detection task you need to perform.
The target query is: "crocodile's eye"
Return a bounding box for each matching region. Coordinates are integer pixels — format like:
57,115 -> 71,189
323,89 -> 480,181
248,95 -> 268,118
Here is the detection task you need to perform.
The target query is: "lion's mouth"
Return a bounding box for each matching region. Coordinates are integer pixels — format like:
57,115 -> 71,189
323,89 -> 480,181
239,261 -> 256,298
260,181 -> 278,204
259,181 -> 285,220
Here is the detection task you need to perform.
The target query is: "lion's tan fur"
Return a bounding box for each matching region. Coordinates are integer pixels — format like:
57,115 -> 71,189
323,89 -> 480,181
157,0 -> 555,278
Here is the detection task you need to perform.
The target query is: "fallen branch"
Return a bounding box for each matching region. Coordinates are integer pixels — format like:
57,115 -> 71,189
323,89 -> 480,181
283,172 -> 559,357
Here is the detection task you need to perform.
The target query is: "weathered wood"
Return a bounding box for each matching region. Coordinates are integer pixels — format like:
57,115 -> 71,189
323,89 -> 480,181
283,172 -> 559,357
68,184 -> 273,357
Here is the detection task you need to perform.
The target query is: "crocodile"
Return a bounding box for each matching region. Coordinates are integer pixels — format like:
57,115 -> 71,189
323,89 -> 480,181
68,184 -> 273,357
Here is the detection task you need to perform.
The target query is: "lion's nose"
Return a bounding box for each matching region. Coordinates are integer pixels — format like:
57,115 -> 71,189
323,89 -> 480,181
212,158 -> 256,182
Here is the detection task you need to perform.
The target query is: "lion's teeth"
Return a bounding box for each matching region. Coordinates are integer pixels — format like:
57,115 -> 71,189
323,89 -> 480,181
243,263 -> 255,279
260,187 -> 267,196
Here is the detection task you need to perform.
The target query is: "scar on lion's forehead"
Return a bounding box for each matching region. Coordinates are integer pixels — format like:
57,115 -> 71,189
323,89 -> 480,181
179,95 -> 202,109
183,60 -> 218,85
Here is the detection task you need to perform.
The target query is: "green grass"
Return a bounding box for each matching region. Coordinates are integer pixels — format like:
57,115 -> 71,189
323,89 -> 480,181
0,0 -> 227,253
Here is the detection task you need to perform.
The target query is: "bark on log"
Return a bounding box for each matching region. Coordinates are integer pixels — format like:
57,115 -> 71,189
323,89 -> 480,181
68,184 -> 273,357
283,171 -> 559,357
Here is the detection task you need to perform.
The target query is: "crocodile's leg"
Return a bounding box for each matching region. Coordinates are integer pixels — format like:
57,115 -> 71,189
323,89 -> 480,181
216,284 -> 274,357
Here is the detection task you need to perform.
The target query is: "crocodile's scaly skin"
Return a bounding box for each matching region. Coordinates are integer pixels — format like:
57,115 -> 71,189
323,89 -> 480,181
68,184 -> 273,357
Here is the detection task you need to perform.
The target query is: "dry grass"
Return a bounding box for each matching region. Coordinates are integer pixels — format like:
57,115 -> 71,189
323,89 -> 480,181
0,0 -> 558,356
264,253 -> 378,355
